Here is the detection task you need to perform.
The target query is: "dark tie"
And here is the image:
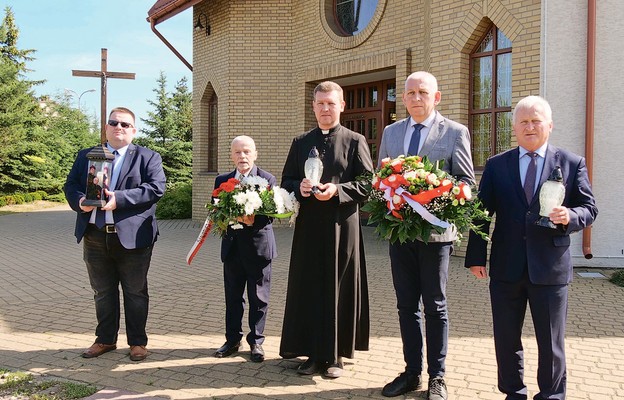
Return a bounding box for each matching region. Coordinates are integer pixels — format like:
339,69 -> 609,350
95,201 -> 106,228
408,124 -> 424,156
523,152 -> 538,203
95,151 -> 119,228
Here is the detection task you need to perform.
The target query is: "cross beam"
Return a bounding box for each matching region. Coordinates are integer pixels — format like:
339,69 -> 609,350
72,48 -> 136,144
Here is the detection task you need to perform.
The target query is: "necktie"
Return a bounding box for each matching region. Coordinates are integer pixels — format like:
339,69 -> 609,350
95,200 -> 106,228
408,124 -> 424,156
95,151 -> 119,228
523,152 -> 538,203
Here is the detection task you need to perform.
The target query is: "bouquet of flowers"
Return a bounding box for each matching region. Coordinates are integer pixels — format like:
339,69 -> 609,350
208,175 -> 299,233
186,175 -> 299,265
361,155 -> 490,245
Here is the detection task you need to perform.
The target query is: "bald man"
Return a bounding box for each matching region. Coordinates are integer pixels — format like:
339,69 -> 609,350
212,136 -> 277,363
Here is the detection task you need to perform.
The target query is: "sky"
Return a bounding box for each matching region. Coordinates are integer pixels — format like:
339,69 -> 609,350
1,0 -> 192,129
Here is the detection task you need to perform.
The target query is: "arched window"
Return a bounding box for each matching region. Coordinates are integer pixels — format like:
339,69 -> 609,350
469,25 -> 512,168
208,92 -> 218,172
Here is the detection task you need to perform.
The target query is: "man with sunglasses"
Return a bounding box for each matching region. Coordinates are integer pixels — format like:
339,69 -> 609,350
64,107 -> 166,362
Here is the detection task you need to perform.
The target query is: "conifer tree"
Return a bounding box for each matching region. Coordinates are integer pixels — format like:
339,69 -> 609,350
0,7 -> 45,193
172,76 -> 192,142
139,71 -> 192,184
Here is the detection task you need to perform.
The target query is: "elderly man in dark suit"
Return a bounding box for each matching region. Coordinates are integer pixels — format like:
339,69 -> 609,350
378,71 -> 475,400
465,95 -> 598,400
213,135 -> 277,363
64,107 -> 166,362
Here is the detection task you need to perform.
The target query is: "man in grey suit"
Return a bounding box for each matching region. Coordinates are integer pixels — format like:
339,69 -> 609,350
378,71 -> 475,399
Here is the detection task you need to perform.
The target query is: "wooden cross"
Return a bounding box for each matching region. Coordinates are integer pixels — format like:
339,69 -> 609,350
72,48 -> 136,144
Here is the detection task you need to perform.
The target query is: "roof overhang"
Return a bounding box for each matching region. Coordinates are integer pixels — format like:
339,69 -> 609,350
147,0 -> 204,25
146,0 -> 205,71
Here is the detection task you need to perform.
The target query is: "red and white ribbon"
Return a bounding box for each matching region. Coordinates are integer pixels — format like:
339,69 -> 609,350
186,217 -> 213,265
379,182 -> 450,229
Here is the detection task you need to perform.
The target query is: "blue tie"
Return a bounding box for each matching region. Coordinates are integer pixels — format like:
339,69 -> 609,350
408,124 -> 424,156
95,151 -> 119,228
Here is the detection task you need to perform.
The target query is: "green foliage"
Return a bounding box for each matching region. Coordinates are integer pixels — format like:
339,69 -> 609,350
46,193 -> 67,203
172,76 -> 193,141
156,182 -> 192,219
362,155 -> 491,245
0,190 -> 48,206
0,368 -> 97,400
138,71 -> 193,186
0,54 -> 46,193
141,72 -> 193,143
0,9 -> 188,203
57,381 -> 98,399
609,270 -> 624,287
0,7 -> 98,196
141,71 -> 176,144
0,370 -> 31,389
134,137 -> 192,184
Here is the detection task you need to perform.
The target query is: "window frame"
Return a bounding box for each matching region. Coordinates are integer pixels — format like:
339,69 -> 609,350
468,25 -> 512,169
207,92 -> 218,172
333,0 -> 379,37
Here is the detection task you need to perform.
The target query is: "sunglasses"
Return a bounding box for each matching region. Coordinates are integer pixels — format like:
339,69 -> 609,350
108,119 -> 134,129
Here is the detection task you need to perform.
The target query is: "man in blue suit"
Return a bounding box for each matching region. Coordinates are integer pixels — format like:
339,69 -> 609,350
379,71 -> 475,400
64,107 -> 166,362
465,96 -> 598,399
213,135 -> 277,363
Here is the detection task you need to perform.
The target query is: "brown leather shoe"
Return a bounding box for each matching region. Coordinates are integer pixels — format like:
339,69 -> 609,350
81,343 -> 117,358
129,345 -> 148,361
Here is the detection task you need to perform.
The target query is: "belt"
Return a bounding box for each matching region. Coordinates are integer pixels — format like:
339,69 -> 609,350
91,224 -> 117,234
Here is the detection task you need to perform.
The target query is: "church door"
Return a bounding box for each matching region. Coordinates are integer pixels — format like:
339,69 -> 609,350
341,79 -> 396,165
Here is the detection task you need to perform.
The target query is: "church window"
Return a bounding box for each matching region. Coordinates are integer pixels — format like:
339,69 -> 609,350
469,25 -> 512,168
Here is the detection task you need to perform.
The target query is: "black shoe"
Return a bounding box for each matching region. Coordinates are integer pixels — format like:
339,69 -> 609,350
297,358 -> 321,375
323,357 -> 343,378
382,372 -> 422,397
250,344 -> 265,362
427,377 -> 447,400
214,341 -> 240,358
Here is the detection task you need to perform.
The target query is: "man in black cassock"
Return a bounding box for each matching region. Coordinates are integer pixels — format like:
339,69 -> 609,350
279,81 -> 373,379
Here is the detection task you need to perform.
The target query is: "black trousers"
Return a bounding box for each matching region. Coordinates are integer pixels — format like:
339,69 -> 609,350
83,226 -> 153,346
223,250 -> 271,346
389,240 -> 452,378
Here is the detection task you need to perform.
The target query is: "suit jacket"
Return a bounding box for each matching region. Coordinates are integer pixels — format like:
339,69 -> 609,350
464,144 -> 598,284
215,165 -> 277,263
64,143 -> 166,249
378,111 -> 476,242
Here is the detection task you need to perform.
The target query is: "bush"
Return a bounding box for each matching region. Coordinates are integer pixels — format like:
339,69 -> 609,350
0,191 -> 55,207
46,193 -> 67,203
5,194 -> 25,205
156,182 -> 192,219
609,270 -> 624,287
34,190 -> 48,200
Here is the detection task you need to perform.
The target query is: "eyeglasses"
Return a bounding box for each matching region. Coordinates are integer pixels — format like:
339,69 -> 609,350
108,119 -> 134,129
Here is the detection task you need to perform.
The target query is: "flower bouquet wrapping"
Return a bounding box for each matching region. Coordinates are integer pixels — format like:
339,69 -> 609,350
361,155 -> 490,245
186,176 -> 299,265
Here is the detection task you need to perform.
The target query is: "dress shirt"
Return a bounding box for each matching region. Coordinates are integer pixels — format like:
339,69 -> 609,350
518,143 -> 547,193
403,113 -> 435,155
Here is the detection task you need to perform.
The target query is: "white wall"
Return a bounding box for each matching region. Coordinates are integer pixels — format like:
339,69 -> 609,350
543,0 -> 624,266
